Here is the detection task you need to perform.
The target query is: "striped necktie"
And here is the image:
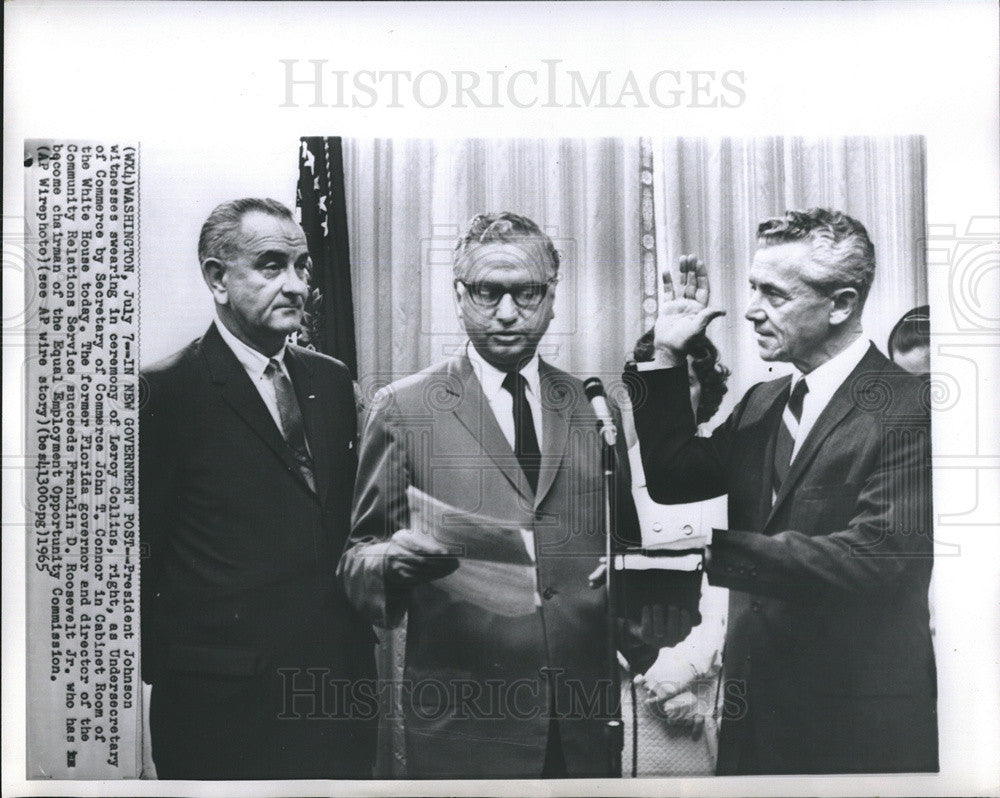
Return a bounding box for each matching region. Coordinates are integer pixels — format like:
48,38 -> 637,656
772,377 -> 808,494
265,358 -> 317,493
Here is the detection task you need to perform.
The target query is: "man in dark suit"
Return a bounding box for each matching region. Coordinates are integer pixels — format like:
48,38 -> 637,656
140,198 -> 375,779
627,208 -> 937,774
337,212 -> 675,778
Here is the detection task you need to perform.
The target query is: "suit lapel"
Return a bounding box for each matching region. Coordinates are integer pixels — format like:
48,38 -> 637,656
447,355 -> 530,500
199,324 -> 318,500
534,361 -> 571,508
766,345 -> 881,526
285,347 -> 330,504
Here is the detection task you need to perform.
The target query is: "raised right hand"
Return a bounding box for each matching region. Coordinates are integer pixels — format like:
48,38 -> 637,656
385,527 -> 459,586
652,254 -> 726,365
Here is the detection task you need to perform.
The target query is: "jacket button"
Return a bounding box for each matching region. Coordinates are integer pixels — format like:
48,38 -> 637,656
542,587 -> 557,600
750,600 -> 762,614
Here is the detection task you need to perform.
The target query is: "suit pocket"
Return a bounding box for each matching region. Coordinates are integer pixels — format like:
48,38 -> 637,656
789,483 -> 861,533
797,483 -> 861,501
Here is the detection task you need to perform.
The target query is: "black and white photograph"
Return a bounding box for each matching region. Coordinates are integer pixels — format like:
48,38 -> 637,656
4,3 -> 999,797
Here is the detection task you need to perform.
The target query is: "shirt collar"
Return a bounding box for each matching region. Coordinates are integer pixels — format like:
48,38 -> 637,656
465,342 -> 541,400
213,314 -> 287,380
791,335 -> 870,407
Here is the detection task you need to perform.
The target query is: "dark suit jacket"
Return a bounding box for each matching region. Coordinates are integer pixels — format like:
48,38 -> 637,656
338,353 -> 643,778
629,343 -> 937,774
140,323 -> 375,779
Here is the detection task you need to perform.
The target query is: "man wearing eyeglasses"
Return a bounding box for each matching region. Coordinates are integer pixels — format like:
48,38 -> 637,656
339,212 -> 678,778
140,199 -> 375,779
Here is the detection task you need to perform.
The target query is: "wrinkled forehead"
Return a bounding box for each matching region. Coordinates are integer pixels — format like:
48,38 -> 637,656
456,238 -> 556,282
749,240 -> 815,287
236,211 -> 308,254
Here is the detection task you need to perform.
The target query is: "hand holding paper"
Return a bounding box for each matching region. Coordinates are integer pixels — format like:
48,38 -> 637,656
385,528 -> 459,587
404,486 -> 539,617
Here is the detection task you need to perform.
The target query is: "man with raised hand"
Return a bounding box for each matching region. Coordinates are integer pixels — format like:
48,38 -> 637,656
627,208 -> 937,774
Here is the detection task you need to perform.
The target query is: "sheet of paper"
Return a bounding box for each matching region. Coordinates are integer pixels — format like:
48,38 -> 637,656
406,486 -> 539,616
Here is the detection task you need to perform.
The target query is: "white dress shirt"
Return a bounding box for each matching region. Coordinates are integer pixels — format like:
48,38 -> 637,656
789,335 -> 871,461
213,316 -> 291,437
466,342 -> 544,451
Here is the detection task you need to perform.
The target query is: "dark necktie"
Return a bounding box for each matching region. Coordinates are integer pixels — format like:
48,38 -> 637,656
265,358 -> 317,493
772,377 -> 809,494
502,371 -> 541,494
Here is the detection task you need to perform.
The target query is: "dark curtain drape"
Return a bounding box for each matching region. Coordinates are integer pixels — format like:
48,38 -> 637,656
297,136 -> 358,378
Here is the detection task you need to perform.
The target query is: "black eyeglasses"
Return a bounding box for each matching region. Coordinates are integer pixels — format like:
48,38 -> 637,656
458,279 -> 557,310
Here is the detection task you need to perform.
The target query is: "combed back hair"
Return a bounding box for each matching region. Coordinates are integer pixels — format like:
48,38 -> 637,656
756,208 -> 876,307
198,198 -> 295,264
454,212 -> 560,278
888,304 -> 930,356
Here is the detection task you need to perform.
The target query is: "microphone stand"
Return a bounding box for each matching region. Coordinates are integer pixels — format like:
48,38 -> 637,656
599,423 -> 624,778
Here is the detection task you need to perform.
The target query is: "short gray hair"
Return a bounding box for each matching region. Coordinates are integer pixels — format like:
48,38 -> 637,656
198,198 -> 295,264
453,212 -> 560,279
756,208 -> 876,306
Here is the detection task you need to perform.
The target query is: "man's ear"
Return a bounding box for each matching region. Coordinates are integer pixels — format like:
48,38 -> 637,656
452,279 -> 464,319
201,258 -> 228,305
829,286 -> 860,326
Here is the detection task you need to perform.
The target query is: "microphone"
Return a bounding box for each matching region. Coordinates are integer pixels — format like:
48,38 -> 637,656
584,377 -> 618,447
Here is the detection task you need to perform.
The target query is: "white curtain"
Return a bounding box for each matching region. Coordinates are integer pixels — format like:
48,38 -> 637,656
343,138 -> 646,404
652,137 -> 927,414
344,136 -> 926,421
